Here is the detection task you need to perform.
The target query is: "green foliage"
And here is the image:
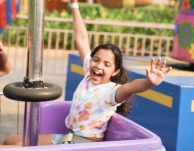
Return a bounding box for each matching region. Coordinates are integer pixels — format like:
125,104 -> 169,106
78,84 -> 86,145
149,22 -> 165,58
2,3 -> 178,49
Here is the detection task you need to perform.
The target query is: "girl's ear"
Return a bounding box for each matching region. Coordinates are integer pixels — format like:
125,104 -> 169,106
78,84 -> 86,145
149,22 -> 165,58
112,69 -> 120,77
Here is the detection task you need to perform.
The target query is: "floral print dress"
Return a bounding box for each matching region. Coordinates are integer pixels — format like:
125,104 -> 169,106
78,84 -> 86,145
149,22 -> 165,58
65,53 -> 121,138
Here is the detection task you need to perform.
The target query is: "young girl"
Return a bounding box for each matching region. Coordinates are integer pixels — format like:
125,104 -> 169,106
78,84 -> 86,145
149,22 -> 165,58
2,0 -> 172,147
0,41 -> 12,77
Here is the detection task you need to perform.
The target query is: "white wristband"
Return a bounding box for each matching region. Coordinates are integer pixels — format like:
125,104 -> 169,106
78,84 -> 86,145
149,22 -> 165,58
71,3 -> 79,9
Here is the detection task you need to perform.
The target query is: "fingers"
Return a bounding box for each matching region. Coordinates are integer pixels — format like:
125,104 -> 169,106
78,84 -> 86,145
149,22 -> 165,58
146,67 -> 150,76
153,58 -> 163,70
150,58 -> 172,74
163,67 -> 172,75
151,58 -> 162,70
155,58 -> 161,69
159,60 -> 166,72
151,58 -> 155,70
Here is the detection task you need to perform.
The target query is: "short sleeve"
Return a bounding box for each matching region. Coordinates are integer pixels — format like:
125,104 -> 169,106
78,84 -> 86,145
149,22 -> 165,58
105,84 -> 122,106
83,53 -> 91,74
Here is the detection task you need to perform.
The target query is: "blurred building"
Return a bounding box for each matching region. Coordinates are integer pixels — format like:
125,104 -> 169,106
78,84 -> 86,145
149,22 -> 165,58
18,0 -> 177,14
46,0 -> 69,12
19,0 -> 98,14
46,0 -> 98,12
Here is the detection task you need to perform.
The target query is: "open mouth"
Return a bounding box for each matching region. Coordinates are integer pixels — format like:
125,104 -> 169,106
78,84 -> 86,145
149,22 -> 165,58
92,71 -> 102,79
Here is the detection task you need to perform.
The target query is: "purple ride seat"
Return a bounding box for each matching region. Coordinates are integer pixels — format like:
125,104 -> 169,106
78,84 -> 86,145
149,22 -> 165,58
1,101 -> 165,151
38,101 -> 165,151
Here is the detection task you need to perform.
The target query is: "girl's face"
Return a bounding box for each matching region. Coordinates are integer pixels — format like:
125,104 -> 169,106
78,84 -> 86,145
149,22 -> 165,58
90,49 -> 120,85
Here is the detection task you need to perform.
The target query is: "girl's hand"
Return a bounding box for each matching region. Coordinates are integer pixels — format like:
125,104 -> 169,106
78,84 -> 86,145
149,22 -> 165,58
146,58 -> 172,86
70,0 -> 78,4
0,41 -> 4,54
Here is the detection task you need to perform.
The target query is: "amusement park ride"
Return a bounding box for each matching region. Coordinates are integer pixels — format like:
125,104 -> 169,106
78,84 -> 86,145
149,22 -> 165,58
0,0 -> 194,151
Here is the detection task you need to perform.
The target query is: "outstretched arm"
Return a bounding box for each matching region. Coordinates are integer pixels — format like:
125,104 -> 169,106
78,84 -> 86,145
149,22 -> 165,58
0,41 -> 12,77
115,58 -> 172,103
71,0 -> 91,63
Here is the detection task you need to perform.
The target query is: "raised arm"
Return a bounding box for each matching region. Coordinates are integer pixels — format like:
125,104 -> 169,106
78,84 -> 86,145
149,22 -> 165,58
115,58 -> 172,103
0,41 -> 12,77
71,0 -> 91,63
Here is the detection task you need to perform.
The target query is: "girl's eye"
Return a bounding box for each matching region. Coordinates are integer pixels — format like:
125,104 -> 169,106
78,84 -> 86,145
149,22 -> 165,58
105,64 -> 110,67
93,58 -> 98,62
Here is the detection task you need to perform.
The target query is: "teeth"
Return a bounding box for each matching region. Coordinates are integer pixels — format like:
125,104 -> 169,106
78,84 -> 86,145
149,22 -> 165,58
94,71 -> 100,74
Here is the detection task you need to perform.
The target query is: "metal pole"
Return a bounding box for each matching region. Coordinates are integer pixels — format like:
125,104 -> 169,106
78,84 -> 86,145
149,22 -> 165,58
23,0 -> 45,147
0,92 -> 3,144
17,101 -> 19,135
22,102 -> 28,146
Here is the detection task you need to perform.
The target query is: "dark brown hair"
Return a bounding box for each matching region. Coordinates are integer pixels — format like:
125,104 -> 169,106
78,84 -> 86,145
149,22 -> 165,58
91,43 -> 136,117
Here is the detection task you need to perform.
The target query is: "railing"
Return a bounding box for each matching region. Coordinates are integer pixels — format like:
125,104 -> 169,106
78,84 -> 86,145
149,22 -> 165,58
16,14 -> 175,30
0,15 -> 175,75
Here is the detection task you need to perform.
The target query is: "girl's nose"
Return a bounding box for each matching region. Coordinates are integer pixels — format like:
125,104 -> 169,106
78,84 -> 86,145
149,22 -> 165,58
95,62 -> 103,69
